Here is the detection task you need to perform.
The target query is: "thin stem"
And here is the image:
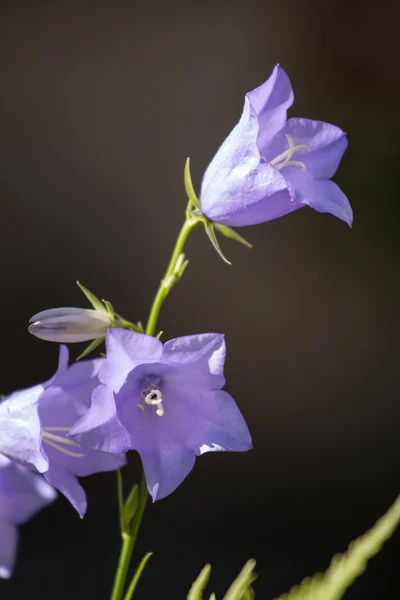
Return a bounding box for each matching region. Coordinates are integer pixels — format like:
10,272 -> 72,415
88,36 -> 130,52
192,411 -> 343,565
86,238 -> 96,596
145,216 -> 199,336
110,472 -> 148,600
110,208 -> 199,600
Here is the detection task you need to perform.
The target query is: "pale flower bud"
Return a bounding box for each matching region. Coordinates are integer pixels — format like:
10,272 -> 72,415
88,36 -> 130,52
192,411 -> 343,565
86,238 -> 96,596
28,307 -> 111,343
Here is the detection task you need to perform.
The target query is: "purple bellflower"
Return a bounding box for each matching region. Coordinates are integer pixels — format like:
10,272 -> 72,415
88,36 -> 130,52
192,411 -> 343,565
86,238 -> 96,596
0,347 -> 126,516
70,329 -> 252,501
200,64 -> 352,227
0,455 -> 56,578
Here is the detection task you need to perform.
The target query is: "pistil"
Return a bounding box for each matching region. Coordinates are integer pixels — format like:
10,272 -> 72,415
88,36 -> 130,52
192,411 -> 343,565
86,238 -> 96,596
270,134 -> 310,171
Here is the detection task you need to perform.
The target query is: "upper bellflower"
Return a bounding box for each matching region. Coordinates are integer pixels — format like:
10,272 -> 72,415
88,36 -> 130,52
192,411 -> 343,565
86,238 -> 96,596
0,455 -> 56,578
70,329 -> 252,501
0,347 -> 126,516
200,64 -> 352,226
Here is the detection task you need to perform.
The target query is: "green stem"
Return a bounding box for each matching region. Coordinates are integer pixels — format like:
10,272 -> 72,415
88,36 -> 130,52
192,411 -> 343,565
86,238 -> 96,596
110,471 -> 148,600
145,216 -> 199,336
110,211 -> 199,600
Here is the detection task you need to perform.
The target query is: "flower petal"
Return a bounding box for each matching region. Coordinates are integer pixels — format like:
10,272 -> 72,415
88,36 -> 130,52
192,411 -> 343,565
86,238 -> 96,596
44,466 -> 87,517
289,175 -> 353,225
0,387 -> 47,472
248,64 -> 294,152
162,333 -> 226,389
100,329 -> 163,392
200,92 -> 292,227
69,384 -> 131,454
0,461 -> 56,524
140,441 -> 196,501
0,523 -> 17,579
264,118 -> 348,179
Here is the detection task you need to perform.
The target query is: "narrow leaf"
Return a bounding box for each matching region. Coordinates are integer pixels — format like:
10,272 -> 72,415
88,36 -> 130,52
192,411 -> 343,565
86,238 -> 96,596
76,281 -> 105,312
76,336 -> 104,361
123,552 -> 153,600
204,223 -> 232,265
275,495 -> 400,600
214,223 -> 253,249
187,564 -> 212,600
184,158 -> 201,209
223,560 -> 257,600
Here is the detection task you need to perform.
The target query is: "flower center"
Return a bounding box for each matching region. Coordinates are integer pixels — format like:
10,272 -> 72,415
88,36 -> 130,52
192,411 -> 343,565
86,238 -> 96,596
270,134 -> 310,171
139,383 -> 164,417
42,427 -> 84,458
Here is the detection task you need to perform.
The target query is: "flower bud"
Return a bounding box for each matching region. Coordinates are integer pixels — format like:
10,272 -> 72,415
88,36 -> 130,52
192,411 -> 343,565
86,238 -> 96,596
28,307 -> 111,343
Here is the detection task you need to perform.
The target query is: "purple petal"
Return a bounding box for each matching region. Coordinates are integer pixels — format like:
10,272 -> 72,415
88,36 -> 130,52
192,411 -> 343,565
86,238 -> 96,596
264,118 -> 348,179
248,64 -> 294,153
199,92 -> 291,227
0,386 -> 47,472
0,460 -> 56,524
69,384 -> 131,454
288,174 -> 352,225
0,523 -> 17,579
100,329 -> 163,392
140,441 -> 196,501
162,333 -> 226,389
44,466 -> 87,517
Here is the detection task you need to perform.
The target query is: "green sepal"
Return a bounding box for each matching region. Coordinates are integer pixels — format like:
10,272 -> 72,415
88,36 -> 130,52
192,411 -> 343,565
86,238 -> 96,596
76,336 -> 104,361
103,300 -> 115,322
115,313 -> 141,333
184,158 -> 201,209
187,564 -> 212,600
204,223 -> 232,265
76,281 -> 106,313
122,484 -> 139,531
223,560 -> 257,600
155,331 -> 163,340
275,495 -> 400,600
214,223 -> 253,249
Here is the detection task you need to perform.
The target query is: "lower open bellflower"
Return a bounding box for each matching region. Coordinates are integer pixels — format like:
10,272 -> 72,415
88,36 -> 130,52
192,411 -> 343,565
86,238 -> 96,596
70,329 -> 252,501
0,346 -> 125,516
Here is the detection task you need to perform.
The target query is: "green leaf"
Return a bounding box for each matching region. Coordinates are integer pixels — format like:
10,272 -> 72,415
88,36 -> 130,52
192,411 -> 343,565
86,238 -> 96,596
275,495 -> 400,600
76,281 -> 105,313
223,560 -> 257,600
214,223 -> 252,249
184,158 -> 201,209
123,552 -> 153,600
204,223 -> 232,265
187,564 -> 212,600
76,336 -> 104,361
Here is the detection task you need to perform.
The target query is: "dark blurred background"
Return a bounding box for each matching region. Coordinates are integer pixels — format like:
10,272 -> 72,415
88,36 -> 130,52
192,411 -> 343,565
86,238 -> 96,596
0,0 -> 399,598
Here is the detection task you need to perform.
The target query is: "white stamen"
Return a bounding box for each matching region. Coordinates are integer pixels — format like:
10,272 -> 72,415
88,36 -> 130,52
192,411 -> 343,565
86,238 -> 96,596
141,384 -> 165,417
270,134 -> 310,172
42,429 -> 84,458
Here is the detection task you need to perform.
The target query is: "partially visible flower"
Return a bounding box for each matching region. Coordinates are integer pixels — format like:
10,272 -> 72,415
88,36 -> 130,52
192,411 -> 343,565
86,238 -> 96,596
200,64 -> 352,227
0,347 -> 126,516
0,455 -> 56,578
29,307 -> 111,343
70,329 -> 252,501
